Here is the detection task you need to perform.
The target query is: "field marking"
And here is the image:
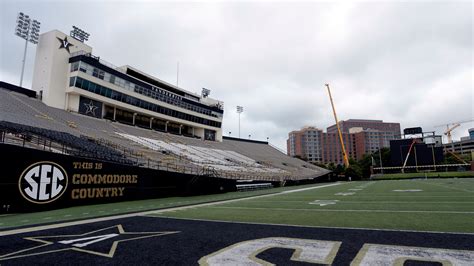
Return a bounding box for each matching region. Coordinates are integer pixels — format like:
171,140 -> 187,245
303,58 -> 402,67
0,182 -> 343,237
413,180 -> 474,193
206,206 -> 474,214
287,195 -> 474,198
309,200 -> 339,206
335,192 -> 355,196
144,215 -> 474,236
279,183 -> 344,194
392,189 -> 423,192
248,200 -> 474,204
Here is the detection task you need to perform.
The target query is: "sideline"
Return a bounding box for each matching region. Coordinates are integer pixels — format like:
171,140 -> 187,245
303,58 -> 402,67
0,182 -> 343,237
144,215 -> 474,235
205,206 -> 474,214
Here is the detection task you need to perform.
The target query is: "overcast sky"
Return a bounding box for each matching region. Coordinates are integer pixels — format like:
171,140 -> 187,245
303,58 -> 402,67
1,0 -> 472,150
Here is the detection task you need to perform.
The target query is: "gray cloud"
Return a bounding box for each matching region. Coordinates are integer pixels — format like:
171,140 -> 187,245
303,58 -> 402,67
1,1 -> 472,150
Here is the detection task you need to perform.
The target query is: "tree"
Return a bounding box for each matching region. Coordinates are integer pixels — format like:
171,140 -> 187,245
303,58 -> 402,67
443,152 -> 470,164
334,164 -> 346,177
327,162 -> 336,171
338,158 -> 363,180
373,148 -> 391,167
358,154 -> 373,179
319,148 -> 392,180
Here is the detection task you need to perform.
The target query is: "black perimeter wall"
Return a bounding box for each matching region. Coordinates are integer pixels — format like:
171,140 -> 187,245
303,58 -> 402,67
0,144 -> 236,213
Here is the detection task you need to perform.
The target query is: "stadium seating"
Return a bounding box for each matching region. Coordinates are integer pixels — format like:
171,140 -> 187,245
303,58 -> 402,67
0,86 -> 330,181
0,121 -> 133,165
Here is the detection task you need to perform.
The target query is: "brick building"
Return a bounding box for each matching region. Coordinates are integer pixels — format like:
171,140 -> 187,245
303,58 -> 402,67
287,119 -> 401,165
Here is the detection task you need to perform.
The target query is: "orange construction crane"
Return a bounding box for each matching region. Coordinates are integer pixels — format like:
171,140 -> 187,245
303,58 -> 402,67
434,119 -> 474,144
325,83 -> 350,168
444,123 -> 460,144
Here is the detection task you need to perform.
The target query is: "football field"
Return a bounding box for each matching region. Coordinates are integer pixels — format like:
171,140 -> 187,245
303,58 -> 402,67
149,178 -> 474,233
1,179 -> 473,264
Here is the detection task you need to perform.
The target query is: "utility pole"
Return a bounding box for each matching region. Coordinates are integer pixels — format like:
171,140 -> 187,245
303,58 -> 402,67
379,148 -> 384,174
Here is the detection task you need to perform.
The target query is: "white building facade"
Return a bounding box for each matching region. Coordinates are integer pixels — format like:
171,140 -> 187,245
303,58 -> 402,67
32,30 -> 224,141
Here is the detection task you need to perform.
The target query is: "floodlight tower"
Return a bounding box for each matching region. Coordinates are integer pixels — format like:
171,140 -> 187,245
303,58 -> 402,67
15,12 -> 41,87
236,106 -> 243,138
70,26 -> 90,42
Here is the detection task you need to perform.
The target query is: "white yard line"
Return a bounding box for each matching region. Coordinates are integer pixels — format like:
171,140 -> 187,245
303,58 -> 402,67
245,200 -> 474,204
145,216 -> 474,235
205,206 -> 474,214
0,182 -> 343,237
317,195 -> 474,198
278,182 -> 347,194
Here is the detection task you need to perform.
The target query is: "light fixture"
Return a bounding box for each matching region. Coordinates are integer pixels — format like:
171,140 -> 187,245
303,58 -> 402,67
15,12 -> 41,87
70,26 -> 90,43
202,88 -> 211,98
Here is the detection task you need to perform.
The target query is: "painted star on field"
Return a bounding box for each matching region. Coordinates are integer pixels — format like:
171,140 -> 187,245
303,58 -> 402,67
0,225 -> 179,261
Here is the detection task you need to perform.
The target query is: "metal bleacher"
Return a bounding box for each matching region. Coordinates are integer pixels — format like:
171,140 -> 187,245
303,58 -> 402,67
0,87 -> 330,182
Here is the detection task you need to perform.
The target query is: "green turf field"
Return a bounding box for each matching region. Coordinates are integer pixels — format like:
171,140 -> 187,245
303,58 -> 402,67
2,179 -> 473,234
0,183 -> 319,230
150,179 -> 474,233
372,171 -> 474,180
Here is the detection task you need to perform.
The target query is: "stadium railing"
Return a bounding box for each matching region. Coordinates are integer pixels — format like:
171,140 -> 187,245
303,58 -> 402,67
0,122 -> 318,182
236,183 -> 273,191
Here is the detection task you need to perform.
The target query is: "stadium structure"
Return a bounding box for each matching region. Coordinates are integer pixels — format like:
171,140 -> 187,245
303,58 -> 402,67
375,127 -> 470,174
389,127 -> 444,168
1,13 -> 473,266
444,128 -> 474,161
0,29 -> 329,213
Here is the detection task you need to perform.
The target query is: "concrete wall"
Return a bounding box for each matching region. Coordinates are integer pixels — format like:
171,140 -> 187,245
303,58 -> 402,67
32,30 -> 92,109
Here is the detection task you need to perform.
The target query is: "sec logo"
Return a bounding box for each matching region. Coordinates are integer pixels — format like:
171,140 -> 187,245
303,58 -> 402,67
18,161 -> 68,204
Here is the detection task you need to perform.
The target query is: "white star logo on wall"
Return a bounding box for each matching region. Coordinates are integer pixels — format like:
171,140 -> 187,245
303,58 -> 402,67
84,100 -> 99,116
56,36 -> 73,53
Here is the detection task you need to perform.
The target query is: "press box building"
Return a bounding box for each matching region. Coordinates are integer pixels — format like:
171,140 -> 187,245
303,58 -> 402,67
32,30 -> 224,141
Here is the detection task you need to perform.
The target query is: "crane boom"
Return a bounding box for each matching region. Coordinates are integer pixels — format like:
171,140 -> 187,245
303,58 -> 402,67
434,119 -> 474,144
325,83 -> 350,168
445,123 -> 460,144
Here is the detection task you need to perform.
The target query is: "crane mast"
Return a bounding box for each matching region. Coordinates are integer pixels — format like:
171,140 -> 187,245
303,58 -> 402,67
325,83 -> 350,168
445,123 -> 460,144
434,119 -> 474,144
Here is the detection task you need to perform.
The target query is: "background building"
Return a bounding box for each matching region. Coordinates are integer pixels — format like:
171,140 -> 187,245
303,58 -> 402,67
444,128 -> 474,161
327,119 -> 400,135
32,30 -> 224,141
287,127 -> 324,162
287,119 -> 401,165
